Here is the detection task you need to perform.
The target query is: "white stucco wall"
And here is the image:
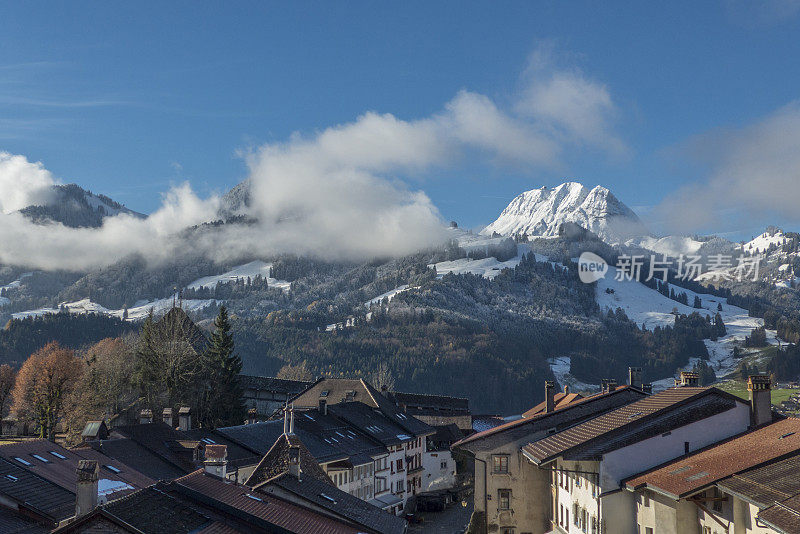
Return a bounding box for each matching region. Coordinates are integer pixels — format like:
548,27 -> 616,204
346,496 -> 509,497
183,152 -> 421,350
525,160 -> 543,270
422,450 -> 456,492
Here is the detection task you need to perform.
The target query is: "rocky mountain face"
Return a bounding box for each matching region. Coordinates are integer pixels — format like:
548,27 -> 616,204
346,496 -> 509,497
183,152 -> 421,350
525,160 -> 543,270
482,181 -> 648,244
18,184 -> 144,228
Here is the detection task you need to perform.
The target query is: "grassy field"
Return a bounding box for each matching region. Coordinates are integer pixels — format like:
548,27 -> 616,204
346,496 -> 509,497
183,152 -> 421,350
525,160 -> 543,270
716,380 -> 796,406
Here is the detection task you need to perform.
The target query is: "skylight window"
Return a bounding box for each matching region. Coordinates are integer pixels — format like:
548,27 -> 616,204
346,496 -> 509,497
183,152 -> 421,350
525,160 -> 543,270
244,493 -> 263,502
5,474 -> 17,481
397,413 -> 407,420
104,465 -> 122,474
304,413 -> 315,420
201,437 -> 216,444
31,454 -> 50,463
397,434 -> 412,441
686,472 -> 709,481
13,457 -> 31,466
780,432 -> 796,440
320,493 -> 337,503
49,451 -> 67,460
320,390 -> 330,397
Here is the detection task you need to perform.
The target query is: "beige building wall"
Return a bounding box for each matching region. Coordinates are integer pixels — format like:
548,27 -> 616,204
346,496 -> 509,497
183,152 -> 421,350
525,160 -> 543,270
473,444 -> 551,534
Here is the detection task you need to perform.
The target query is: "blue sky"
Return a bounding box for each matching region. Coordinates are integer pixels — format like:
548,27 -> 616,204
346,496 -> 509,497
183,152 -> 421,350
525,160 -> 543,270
2,1 -> 800,240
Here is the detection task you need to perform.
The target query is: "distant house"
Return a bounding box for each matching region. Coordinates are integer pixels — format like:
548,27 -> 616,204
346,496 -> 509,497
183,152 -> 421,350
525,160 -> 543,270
385,390 -> 472,431
239,374 -> 312,417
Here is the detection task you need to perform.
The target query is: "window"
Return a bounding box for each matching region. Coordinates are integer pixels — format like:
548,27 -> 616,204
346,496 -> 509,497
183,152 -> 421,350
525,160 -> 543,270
560,504 -> 564,526
643,491 -> 650,507
573,503 -> 579,526
711,487 -> 724,513
49,451 -> 67,460
501,529 -> 515,534
646,528 -> 653,534
12,457 -> 31,466
591,516 -> 598,534
498,489 -> 511,510
104,465 -> 121,474
493,455 -> 509,474
441,461 -> 447,469
31,454 -> 50,463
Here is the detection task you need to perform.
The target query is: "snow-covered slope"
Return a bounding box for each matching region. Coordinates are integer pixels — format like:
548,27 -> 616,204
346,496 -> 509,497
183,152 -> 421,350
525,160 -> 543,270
482,182 -> 647,244
187,260 -> 291,292
628,235 -> 704,257
743,228 -> 787,254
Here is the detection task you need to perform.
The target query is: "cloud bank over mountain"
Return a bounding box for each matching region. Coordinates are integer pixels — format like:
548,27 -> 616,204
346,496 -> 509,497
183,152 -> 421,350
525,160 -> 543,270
0,47 -> 628,271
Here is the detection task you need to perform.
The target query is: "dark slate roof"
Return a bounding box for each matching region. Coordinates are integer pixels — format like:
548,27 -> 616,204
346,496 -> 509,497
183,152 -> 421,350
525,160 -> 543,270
175,470 -> 360,534
430,424 -> 463,447
455,386 -> 648,451
0,456 -> 74,522
98,438 -> 186,481
523,387 -> 743,464
0,508 -> 48,533
184,429 -> 261,470
329,401 -> 414,447
219,409 -> 385,466
263,472 -> 407,534
111,421 -> 199,473
240,375 -> 312,394
758,494 -> 800,534
102,486 -> 213,534
0,439 -> 152,501
387,391 -> 470,414
246,433 -> 332,487
625,418 -> 800,499
718,453 -> 800,508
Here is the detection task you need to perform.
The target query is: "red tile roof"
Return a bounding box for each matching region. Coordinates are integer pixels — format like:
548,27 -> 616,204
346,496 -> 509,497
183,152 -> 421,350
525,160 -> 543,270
624,418 -> 800,498
175,470 -> 361,534
454,385 -> 640,447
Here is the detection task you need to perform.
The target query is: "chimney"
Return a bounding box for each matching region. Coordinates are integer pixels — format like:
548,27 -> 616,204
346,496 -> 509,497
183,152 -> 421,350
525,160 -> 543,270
381,384 -> 388,393
162,408 -> 173,428
178,406 -> 192,432
139,409 -> 153,425
748,375 -> 772,427
319,399 -> 327,415
75,460 -> 99,517
283,406 -> 289,435
544,381 -> 555,413
289,404 -> 295,435
680,371 -> 700,387
601,379 -> 617,393
564,384 -> 570,395
628,367 -> 643,389
247,407 -> 258,425
203,444 -> 228,479
288,443 -> 301,478
642,383 -> 653,395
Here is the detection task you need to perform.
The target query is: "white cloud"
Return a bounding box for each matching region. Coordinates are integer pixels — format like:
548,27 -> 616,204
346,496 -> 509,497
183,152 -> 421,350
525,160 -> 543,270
0,152 -> 57,213
654,101 -> 800,234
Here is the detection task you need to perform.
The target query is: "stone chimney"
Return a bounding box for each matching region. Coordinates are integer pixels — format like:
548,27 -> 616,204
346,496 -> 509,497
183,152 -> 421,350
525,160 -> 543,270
139,409 -> 153,425
162,408 -> 173,428
748,375 -> 772,427
628,367 -> 643,389
319,398 -> 327,415
288,443 -> 301,478
178,406 -> 191,432
75,460 -> 99,517
544,380 -> 555,413
679,371 -> 700,387
203,444 -> 228,479
601,379 -> 617,393
247,407 -> 258,425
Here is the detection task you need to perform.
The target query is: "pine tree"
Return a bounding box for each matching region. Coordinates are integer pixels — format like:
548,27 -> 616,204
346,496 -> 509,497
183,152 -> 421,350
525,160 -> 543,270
198,306 -> 245,428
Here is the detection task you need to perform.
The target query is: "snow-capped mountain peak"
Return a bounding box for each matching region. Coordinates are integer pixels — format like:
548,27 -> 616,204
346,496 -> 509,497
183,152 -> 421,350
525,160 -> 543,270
481,181 -> 647,244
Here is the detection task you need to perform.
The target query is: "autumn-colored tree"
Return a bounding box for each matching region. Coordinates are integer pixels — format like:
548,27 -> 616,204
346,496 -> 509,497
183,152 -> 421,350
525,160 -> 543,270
12,342 -> 83,441
0,364 -> 16,418
276,360 -> 313,381
65,337 -> 137,444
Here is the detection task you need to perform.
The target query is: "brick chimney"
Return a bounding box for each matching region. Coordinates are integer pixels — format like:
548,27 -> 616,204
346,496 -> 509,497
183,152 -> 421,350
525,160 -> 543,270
162,408 -> 173,428
288,443 -> 301,478
748,375 -> 772,427
319,398 -> 327,415
178,406 -> 192,432
75,460 -> 99,517
628,367 -> 643,389
203,444 -> 228,479
679,371 -> 700,387
139,409 -> 153,424
544,380 -> 555,413
247,407 -> 258,424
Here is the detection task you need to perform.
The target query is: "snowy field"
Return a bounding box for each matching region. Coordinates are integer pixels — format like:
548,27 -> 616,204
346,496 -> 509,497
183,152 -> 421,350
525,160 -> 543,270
187,260 -> 291,292
595,265 -> 777,390
365,285 -> 410,307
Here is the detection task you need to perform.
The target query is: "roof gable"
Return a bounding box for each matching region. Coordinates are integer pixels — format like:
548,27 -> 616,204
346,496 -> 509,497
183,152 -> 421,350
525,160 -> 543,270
246,433 -> 332,487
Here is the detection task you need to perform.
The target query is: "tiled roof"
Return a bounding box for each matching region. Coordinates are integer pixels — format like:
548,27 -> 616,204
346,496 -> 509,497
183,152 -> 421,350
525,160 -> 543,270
239,375 -> 312,394
0,456 -> 74,522
111,421 -> 199,473
454,385 -> 646,448
328,401 -> 414,447
758,493 -> 800,534
624,418 -> 800,498
522,392 -> 584,418
718,452 -> 800,508
0,439 -> 152,501
101,486 -> 213,534
0,508 -> 48,533
246,433 -> 332,487
175,470 -> 362,534
523,387 -> 742,464
387,391 -> 470,413
98,438 -> 186,481
263,472 -> 407,534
